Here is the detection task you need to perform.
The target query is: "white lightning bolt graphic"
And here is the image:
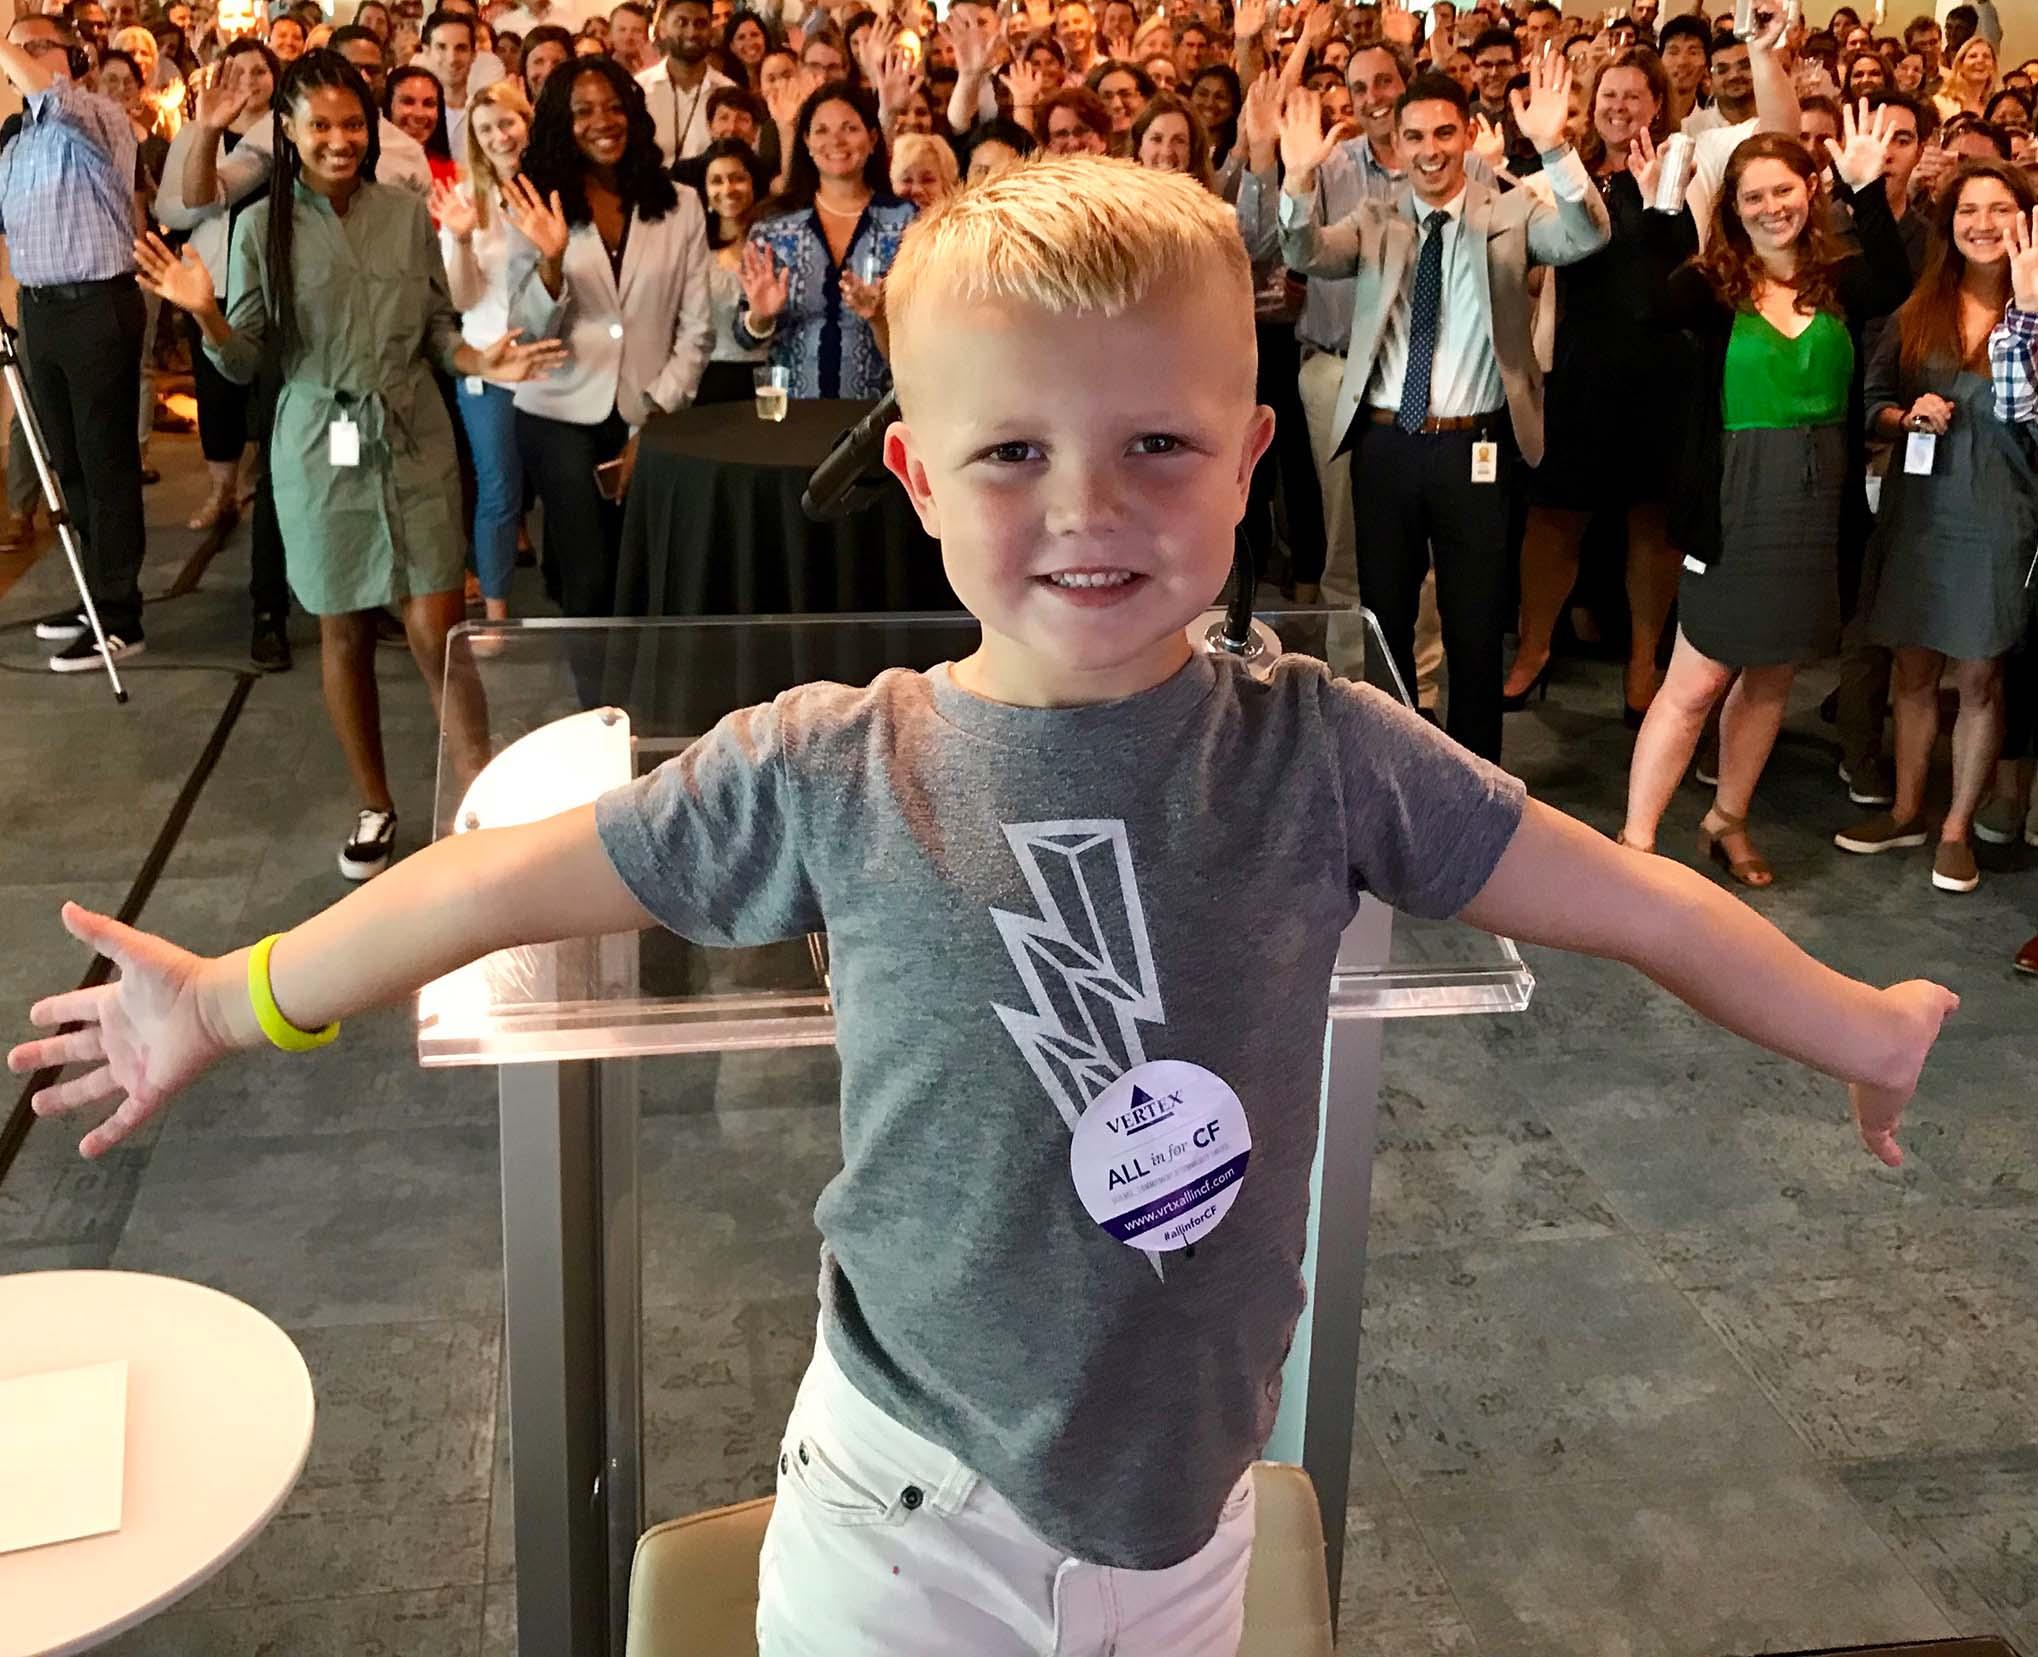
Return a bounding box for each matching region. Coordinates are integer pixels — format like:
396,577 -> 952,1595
990,820 -> 1165,1133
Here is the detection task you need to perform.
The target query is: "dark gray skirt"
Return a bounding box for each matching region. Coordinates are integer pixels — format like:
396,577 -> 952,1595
1681,425 -> 1846,669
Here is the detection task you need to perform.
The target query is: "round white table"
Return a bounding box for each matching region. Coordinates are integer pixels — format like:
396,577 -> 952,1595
0,1271 -> 315,1657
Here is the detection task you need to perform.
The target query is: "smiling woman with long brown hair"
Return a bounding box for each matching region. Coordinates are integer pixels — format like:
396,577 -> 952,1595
1620,112 -> 1915,885
1834,159 -> 2038,892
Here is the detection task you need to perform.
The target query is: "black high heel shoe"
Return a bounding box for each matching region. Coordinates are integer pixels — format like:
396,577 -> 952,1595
1500,659 -> 1553,713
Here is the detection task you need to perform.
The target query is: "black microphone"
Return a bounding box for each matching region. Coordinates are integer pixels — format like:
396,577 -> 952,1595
801,391 -> 901,521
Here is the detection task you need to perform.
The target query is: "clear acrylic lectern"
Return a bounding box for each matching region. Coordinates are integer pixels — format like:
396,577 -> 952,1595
417,611 -> 1534,1657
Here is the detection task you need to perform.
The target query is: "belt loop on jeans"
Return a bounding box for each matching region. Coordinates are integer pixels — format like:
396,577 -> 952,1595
21,273 -> 136,304
1365,407 -> 1503,435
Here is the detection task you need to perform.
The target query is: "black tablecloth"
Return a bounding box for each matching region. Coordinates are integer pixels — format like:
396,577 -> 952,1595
615,397 -> 956,618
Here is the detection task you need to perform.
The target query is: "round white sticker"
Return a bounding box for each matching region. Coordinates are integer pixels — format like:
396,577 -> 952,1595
1069,1060 -> 1252,1255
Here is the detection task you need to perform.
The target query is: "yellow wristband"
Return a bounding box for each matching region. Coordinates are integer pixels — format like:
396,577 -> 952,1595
247,933 -> 340,1052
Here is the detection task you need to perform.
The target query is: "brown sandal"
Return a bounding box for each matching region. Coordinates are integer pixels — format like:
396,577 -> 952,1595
1698,809 -> 1772,887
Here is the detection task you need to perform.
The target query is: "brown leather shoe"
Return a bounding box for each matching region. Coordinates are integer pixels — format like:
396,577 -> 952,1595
2016,933 -> 2038,976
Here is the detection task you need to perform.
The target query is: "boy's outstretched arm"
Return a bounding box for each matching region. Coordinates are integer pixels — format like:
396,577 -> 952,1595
8,806 -> 657,1160
1454,799 -> 1959,1169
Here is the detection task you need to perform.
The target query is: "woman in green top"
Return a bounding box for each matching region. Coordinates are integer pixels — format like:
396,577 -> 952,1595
1620,113 -> 1916,886
135,53 -> 563,883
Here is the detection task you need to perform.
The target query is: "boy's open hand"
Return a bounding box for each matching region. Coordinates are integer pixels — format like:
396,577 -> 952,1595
8,903 -> 240,1160
1849,980 -> 1959,1167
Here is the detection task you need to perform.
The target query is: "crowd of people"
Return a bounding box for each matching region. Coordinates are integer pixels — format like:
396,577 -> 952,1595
0,0 -> 2034,971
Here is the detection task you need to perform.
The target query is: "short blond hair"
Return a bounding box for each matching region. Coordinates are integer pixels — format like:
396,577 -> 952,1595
889,132 -> 959,199
462,79 -> 533,229
887,155 -> 1251,370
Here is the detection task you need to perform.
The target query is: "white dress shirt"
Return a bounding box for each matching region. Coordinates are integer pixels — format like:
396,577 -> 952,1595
440,182 -> 515,349
637,59 -> 735,164
376,118 -> 433,194
443,54 -> 507,154
493,0 -> 589,35
1360,149 -> 1591,419
507,189 -> 715,427
1688,115 -> 1758,247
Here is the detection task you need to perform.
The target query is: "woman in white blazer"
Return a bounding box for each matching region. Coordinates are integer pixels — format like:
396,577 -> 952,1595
151,37 -> 279,532
504,55 -> 713,618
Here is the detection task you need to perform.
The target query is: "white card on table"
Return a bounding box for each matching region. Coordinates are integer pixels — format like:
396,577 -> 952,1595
328,417 -> 361,468
1904,431 -> 1936,475
0,1359 -> 127,1555
1470,440 -> 1499,484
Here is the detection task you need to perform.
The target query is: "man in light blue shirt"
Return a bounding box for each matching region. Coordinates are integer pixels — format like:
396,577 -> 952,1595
1236,40 -> 1489,694
1276,59 -> 1608,761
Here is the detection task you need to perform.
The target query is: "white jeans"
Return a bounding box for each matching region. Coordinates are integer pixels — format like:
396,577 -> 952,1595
756,1332 -> 1257,1656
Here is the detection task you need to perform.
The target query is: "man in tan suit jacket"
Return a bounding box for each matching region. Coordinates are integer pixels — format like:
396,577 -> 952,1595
1277,54 -> 1609,760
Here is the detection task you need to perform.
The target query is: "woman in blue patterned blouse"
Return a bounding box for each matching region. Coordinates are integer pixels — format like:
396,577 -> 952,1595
734,81 -> 915,399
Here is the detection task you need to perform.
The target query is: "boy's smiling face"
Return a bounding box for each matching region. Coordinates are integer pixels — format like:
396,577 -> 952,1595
884,277 -> 1273,709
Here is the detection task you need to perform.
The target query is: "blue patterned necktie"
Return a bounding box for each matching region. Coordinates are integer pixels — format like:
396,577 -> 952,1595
1396,210 -> 1451,435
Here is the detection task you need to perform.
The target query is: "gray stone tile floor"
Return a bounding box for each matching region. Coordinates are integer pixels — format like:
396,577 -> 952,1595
1,434 -> 2033,1654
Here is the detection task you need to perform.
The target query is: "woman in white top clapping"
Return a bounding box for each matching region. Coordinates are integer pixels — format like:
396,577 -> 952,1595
434,79 -> 533,622
679,135 -> 772,402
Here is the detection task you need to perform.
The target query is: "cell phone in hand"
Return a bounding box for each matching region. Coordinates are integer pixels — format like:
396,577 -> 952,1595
594,456 -> 630,503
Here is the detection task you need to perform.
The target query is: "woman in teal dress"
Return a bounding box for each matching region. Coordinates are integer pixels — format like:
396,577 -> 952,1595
1620,118 -> 1916,885
136,52 -> 562,883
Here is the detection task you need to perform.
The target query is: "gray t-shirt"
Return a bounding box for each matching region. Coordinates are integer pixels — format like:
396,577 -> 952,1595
595,650 -> 1525,1569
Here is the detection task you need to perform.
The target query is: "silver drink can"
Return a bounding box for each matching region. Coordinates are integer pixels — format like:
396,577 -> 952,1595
1654,132 -> 1696,213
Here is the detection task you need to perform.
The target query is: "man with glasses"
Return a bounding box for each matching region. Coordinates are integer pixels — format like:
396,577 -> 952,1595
0,15 -> 148,671
1467,25 -> 1538,171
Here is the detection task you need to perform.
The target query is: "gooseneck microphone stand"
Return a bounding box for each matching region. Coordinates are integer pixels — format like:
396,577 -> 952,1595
1,317 -> 129,702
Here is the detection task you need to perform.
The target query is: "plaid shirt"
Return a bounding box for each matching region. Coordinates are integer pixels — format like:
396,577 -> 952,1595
1988,303 -> 2038,426
0,78 -> 136,288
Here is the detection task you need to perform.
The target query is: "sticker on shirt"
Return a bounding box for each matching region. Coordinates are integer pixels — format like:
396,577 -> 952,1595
1069,1059 -> 1251,1254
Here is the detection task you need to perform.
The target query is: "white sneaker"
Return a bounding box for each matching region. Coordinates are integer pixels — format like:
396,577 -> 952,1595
338,808 -> 398,882
33,608 -> 85,643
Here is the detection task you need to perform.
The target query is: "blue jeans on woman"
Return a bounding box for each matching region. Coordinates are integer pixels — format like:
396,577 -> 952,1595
456,376 -> 521,603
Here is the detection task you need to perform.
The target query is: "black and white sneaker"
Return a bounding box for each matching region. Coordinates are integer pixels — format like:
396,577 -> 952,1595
48,631 -> 144,672
338,808 -> 398,882
33,608 -> 86,643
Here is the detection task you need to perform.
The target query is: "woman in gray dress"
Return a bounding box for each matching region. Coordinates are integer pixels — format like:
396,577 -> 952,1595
1835,160 -> 2038,894
136,52 -> 563,883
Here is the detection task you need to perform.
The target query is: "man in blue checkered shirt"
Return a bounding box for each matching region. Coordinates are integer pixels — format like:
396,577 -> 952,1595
0,13 -> 148,672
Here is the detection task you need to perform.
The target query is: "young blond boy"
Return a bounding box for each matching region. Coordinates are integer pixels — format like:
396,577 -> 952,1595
13,158 -> 1957,1654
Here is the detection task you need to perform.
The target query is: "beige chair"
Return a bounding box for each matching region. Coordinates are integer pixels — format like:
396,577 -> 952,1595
626,1460 -> 1335,1657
